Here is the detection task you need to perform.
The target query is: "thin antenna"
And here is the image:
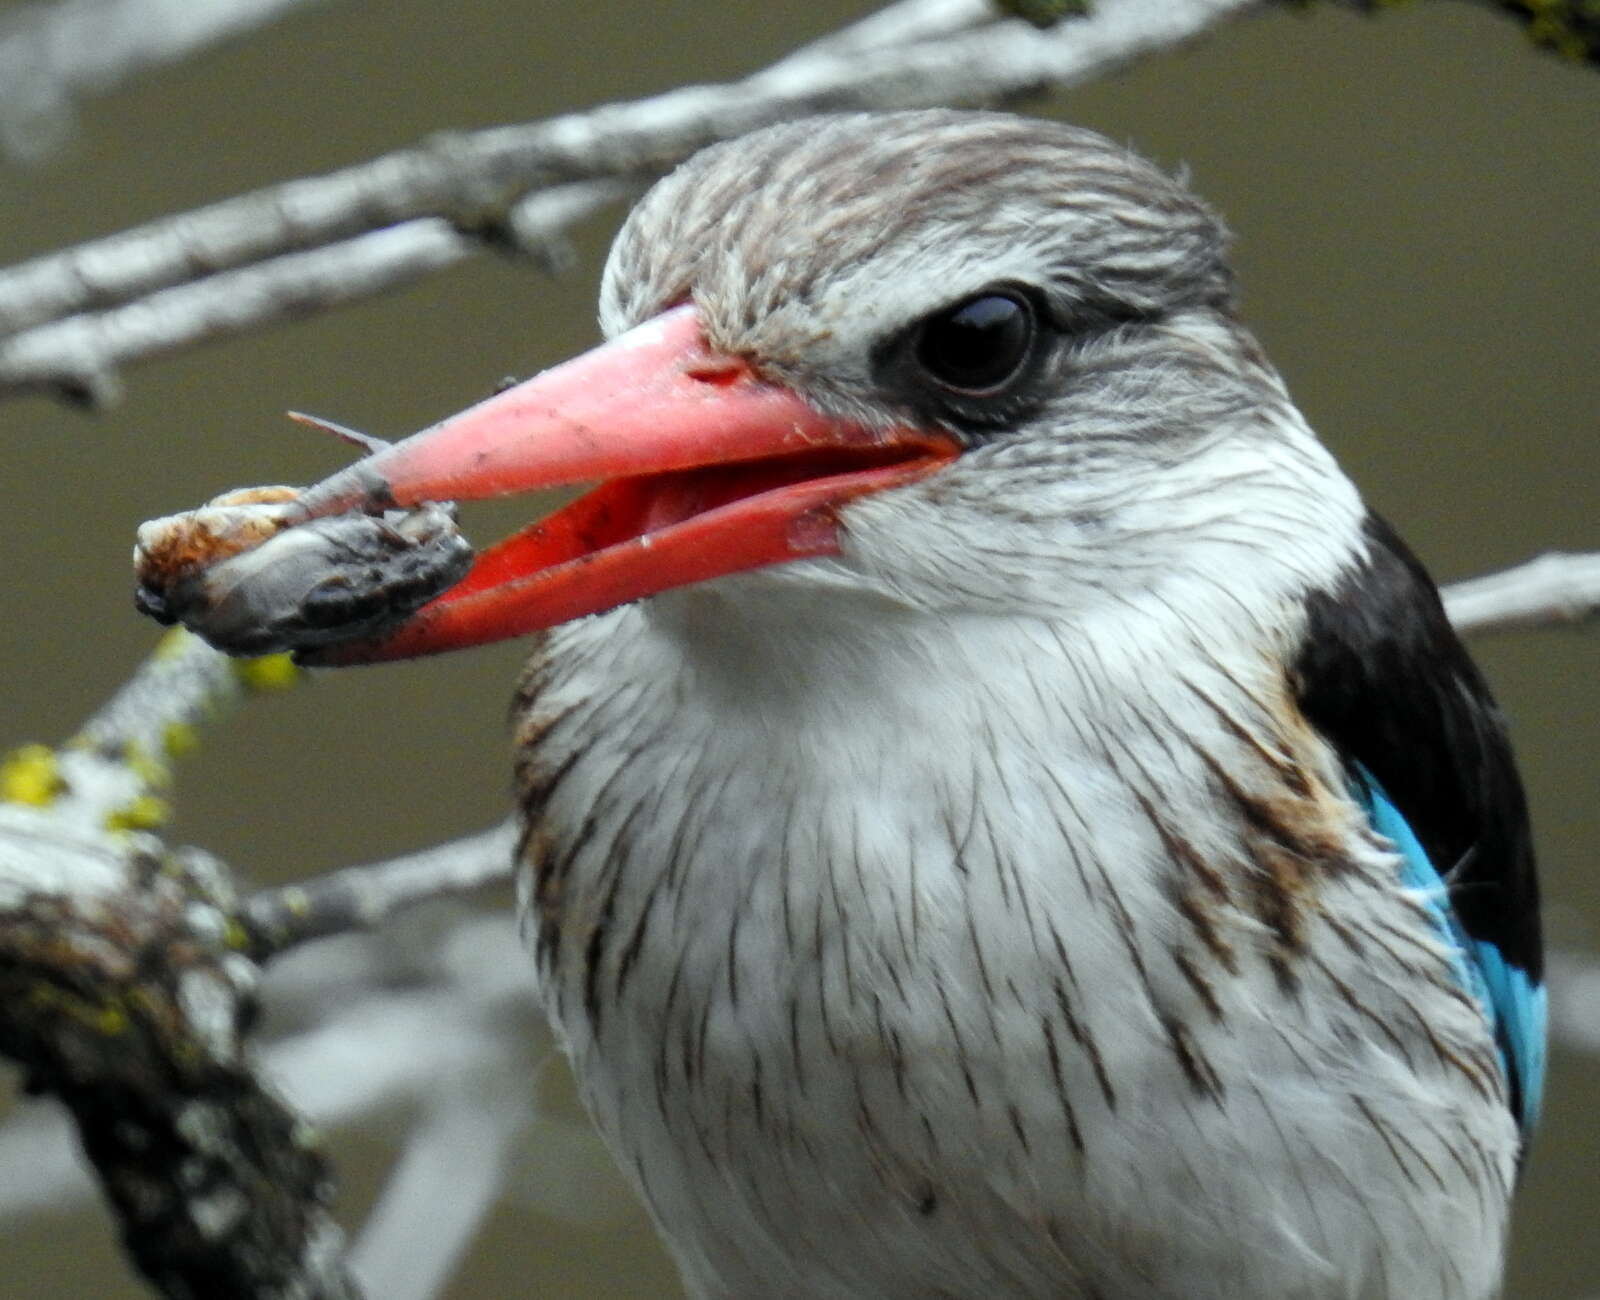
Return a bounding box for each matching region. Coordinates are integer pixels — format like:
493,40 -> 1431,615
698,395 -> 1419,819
286,410 -> 393,456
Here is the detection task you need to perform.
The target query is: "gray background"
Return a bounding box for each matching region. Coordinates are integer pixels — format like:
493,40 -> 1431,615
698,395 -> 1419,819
0,1 -> 1595,1296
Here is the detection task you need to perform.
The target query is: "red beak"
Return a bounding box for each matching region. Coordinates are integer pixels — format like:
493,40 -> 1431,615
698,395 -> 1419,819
289,305 -> 959,663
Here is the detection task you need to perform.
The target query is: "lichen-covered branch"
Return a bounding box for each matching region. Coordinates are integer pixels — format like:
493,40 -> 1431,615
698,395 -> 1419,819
0,629 -> 358,1298
2,628 -> 300,837
0,808 -> 361,1300
0,913 -> 552,1289
1299,1 -> 1600,65
1459,0 -> 1599,64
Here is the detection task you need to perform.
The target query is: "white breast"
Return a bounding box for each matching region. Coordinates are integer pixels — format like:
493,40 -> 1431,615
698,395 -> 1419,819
518,570 -> 1518,1300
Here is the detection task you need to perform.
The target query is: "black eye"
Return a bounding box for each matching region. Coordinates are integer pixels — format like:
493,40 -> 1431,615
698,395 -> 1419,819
913,292 -> 1035,395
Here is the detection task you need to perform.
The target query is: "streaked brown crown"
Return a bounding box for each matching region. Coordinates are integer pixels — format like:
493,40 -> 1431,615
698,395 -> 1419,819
599,110 -> 1235,349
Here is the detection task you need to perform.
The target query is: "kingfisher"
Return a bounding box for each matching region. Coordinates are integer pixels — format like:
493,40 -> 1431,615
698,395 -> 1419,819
273,111 -> 1545,1297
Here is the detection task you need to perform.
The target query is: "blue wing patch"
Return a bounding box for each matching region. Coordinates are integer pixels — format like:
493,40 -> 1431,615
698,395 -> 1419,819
1356,770 -> 1547,1135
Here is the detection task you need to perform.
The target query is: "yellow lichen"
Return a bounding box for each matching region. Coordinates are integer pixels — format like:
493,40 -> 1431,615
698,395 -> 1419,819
277,886 -> 312,917
222,917 -> 253,952
162,722 -> 200,760
232,653 -> 302,693
1508,0 -> 1598,59
154,627 -> 195,659
123,740 -> 173,792
29,984 -> 129,1036
106,794 -> 172,832
90,1002 -> 130,1035
1,744 -> 65,806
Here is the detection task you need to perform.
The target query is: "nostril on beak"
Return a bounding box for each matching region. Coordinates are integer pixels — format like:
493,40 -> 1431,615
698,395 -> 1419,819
682,357 -> 749,388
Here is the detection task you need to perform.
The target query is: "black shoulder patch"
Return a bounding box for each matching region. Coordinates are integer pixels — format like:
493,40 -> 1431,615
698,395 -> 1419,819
1292,514 -> 1541,980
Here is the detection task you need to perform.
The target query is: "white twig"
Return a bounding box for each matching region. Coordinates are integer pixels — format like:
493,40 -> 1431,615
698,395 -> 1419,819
74,628 -> 246,759
242,821 -> 518,957
0,0 -> 1263,404
349,1090 -> 527,1300
504,177 -> 640,274
0,1099 -> 94,1221
1443,551 -> 1600,638
0,0 -> 331,162
1544,947 -> 1600,1057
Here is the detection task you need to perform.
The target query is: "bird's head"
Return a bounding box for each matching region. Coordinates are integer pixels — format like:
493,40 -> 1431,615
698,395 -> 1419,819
298,111 -> 1358,662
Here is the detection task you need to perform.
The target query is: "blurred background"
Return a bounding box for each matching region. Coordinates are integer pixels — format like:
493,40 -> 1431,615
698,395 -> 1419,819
0,1 -> 1595,1295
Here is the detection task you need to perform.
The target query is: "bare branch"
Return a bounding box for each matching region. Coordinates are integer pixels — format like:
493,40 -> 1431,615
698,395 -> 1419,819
1443,551 -> 1600,638
779,0 -> 997,64
0,177 -> 637,404
0,0 -> 332,163
0,0 -> 1263,405
198,561 -> 1595,971
0,222 -> 474,406
242,821 -> 518,960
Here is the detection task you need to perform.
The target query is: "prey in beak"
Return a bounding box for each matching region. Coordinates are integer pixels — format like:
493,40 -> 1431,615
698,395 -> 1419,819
135,305 -> 958,664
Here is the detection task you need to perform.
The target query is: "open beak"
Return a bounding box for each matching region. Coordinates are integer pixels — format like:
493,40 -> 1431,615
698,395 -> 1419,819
289,304 -> 959,663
